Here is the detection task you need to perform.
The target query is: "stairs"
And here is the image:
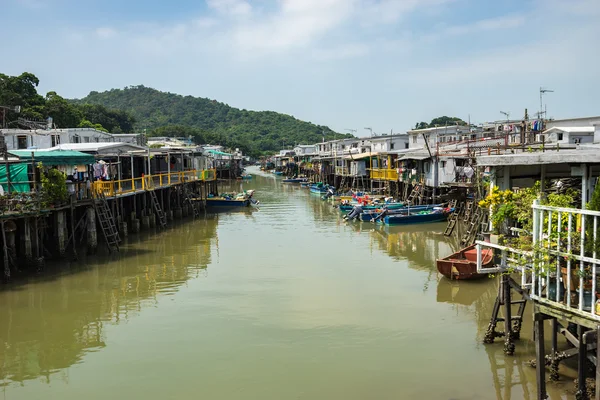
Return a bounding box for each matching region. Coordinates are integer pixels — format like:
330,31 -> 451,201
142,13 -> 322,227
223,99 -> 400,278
149,190 -> 167,228
94,192 -> 120,252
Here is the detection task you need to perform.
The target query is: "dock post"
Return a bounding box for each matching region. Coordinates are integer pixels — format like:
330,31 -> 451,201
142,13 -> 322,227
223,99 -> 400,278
596,326 -> 600,400
534,311 -> 547,400
130,218 -> 140,233
141,215 -> 150,229
56,210 -> 67,257
174,208 -> 183,219
166,210 -> 173,221
86,207 -> 98,254
22,218 -> 33,263
149,214 -> 156,228
577,325 -> 587,399
1,221 -> 10,281
503,274 -> 515,355
119,221 -> 128,237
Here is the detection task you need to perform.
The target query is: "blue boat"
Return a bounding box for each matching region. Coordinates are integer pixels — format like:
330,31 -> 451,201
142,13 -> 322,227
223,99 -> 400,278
339,203 -> 443,212
358,204 -> 445,221
206,190 -> 258,209
283,178 -> 308,184
300,182 -> 310,187
206,198 -> 251,208
274,171 -> 284,176
383,209 -> 451,225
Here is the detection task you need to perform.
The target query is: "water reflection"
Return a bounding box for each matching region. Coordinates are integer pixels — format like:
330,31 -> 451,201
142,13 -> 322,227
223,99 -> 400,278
0,217 -> 218,387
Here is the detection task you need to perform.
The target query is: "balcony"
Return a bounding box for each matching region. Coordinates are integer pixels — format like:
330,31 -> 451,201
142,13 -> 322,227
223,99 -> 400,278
369,168 -> 398,181
335,166 -> 350,176
477,201 -> 600,323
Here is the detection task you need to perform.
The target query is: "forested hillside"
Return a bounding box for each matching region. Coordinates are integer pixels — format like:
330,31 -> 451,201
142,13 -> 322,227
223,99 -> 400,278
0,72 -> 135,133
76,86 -> 344,156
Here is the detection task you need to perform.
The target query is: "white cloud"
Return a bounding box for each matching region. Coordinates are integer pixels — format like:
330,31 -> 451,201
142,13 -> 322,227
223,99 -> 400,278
96,27 -> 118,39
443,14 -> 525,36
206,0 -> 252,17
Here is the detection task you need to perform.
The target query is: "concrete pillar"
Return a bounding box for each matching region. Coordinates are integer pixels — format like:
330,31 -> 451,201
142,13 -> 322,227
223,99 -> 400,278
56,211 -> 67,257
149,214 -> 156,228
166,210 -> 173,221
131,219 -> 141,233
21,218 -> 33,262
141,215 -> 151,229
174,208 -> 183,219
86,208 -> 97,254
130,211 -> 137,224
119,221 -> 128,237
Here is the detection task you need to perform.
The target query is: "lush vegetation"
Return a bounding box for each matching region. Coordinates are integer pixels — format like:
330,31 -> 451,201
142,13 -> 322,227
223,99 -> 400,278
414,116 -> 467,130
74,85 -> 345,156
0,72 -> 136,133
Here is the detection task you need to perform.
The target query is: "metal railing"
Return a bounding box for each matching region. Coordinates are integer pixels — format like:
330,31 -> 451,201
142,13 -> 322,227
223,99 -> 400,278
335,166 -> 350,176
477,200 -> 600,322
369,168 -> 398,181
92,169 -> 216,197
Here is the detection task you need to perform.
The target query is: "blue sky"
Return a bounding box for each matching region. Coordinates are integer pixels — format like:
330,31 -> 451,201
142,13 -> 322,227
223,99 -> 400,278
2,0 -> 599,134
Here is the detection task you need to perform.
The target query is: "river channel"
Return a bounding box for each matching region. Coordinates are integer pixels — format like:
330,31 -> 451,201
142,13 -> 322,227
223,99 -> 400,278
0,167 -> 578,399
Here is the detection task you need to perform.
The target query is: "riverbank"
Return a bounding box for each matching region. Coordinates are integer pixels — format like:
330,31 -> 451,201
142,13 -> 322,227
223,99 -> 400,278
0,168 -> 578,399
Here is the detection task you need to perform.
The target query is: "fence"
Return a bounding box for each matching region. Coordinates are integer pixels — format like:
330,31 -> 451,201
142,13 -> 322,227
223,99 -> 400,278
476,200 -> 600,322
369,168 -> 398,181
93,169 -> 216,197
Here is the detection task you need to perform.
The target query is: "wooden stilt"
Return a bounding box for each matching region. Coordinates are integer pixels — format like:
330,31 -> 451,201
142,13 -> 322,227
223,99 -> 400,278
534,312 -> 547,400
578,325 -> 587,399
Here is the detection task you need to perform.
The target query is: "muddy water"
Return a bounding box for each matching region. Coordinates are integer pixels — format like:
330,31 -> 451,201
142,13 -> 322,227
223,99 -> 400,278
0,167 -> 577,399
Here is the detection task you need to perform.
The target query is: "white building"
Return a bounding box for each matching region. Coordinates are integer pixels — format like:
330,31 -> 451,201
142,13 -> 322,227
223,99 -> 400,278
541,126 -> 595,145
293,145 -> 317,157
1,128 -> 145,150
407,125 -> 473,150
369,134 -> 410,153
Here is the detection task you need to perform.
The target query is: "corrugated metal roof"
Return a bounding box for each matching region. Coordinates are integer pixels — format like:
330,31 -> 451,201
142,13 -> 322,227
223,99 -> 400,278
9,150 -> 95,165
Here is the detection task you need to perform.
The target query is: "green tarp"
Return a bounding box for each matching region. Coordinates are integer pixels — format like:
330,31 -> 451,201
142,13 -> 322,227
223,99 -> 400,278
9,150 -> 95,166
0,163 -> 31,193
206,149 -> 231,156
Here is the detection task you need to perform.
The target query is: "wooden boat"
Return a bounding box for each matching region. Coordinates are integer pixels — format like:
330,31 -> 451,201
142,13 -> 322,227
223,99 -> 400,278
339,203 -> 445,212
383,208 -> 451,225
206,190 -> 256,209
436,244 -> 494,280
282,177 -> 308,184
236,174 -> 252,180
309,183 -> 329,194
206,198 -> 251,207
358,205 -> 444,221
300,182 -> 310,187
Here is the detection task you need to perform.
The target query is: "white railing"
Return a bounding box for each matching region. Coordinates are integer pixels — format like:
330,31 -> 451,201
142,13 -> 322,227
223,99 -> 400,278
477,200 -> 600,322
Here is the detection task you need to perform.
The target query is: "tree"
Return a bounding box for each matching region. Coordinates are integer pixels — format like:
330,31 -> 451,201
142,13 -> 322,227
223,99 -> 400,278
414,122 -> 428,130
414,116 -> 467,130
45,91 -> 83,128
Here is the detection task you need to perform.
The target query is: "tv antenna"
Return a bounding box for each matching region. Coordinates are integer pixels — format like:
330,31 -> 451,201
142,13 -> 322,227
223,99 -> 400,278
345,128 -> 357,136
500,111 -> 510,122
539,87 -> 554,120
364,127 -> 373,138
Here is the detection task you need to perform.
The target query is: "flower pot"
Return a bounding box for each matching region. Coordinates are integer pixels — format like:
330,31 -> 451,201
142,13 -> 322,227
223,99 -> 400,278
547,279 -> 565,302
576,289 -> 594,312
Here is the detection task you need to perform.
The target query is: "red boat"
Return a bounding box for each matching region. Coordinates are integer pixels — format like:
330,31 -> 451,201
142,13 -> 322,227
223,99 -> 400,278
436,244 -> 494,280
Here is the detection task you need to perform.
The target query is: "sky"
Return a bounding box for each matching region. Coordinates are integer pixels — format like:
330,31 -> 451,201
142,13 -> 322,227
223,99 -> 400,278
1,0 -> 599,135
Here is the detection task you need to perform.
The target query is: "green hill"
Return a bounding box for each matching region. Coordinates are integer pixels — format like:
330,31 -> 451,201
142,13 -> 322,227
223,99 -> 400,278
75,85 -> 344,156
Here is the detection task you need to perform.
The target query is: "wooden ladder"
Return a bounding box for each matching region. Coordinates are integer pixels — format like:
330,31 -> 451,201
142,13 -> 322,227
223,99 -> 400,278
460,207 -> 485,246
182,184 -> 200,217
149,190 -> 167,228
463,200 -> 474,222
94,192 -> 120,252
406,184 -> 421,205
443,201 -> 462,236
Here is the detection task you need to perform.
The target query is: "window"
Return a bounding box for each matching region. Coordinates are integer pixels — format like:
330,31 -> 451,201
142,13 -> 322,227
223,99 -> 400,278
412,135 -> 417,143
404,143 -> 409,149
84,137 -> 90,143
390,143 -> 395,150
557,133 -> 563,141
574,138 -> 581,144
72,135 -> 81,143
17,135 -> 27,149
94,137 -> 99,143
441,161 -> 447,168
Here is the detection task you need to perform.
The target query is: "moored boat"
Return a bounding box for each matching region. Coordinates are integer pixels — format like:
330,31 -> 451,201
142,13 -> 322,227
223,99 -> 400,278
382,208 -> 451,225
283,177 -> 308,184
436,244 -> 494,280
206,190 -> 258,209
358,204 -> 445,221
274,171 -> 284,176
